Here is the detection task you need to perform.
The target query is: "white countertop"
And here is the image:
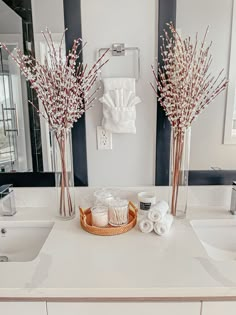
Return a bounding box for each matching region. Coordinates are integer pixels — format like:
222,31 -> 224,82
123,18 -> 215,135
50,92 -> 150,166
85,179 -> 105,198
0,187 -> 236,301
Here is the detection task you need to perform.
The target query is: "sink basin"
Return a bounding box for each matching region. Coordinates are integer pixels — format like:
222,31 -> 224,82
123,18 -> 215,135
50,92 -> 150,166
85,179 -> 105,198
191,219 -> 236,261
0,221 -> 54,262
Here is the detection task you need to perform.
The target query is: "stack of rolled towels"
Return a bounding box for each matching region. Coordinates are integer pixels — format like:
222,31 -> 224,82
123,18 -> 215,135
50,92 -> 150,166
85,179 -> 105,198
139,200 -> 173,236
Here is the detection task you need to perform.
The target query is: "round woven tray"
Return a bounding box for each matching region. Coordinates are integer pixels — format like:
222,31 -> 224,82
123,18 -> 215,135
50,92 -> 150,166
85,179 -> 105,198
80,201 -> 137,236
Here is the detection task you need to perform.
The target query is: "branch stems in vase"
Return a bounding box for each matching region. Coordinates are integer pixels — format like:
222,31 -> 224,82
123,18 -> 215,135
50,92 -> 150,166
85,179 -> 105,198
52,129 -> 74,219
171,130 -> 184,216
57,131 -> 73,217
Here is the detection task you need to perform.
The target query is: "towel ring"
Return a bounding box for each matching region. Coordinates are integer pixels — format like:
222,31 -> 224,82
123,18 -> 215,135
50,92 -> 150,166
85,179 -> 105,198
98,43 -> 141,81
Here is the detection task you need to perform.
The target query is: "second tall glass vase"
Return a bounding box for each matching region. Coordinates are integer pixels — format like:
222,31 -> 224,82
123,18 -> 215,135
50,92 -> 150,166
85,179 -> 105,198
169,127 -> 191,218
50,130 -> 75,220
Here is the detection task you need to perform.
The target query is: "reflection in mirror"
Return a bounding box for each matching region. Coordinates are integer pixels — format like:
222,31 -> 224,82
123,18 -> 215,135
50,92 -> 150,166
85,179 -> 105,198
224,0 -> 236,144
33,34 -> 66,172
0,1 -> 32,172
0,0 -> 66,174
176,0 -> 236,171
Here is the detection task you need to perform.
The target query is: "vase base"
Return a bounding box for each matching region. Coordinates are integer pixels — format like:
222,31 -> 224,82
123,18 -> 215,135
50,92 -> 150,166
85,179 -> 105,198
174,210 -> 186,219
57,213 -> 76,221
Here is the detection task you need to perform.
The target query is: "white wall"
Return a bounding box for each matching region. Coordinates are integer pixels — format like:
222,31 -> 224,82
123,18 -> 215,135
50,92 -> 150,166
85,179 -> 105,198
31,0 -> 64,33
81,0 -> 157,186
177,0 -> 236,170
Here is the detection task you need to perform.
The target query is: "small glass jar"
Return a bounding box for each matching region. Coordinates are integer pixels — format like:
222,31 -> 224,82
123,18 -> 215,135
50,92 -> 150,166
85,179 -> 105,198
108,199 -> 129,226
94,189 -> 114,206
91,206 -> 108,227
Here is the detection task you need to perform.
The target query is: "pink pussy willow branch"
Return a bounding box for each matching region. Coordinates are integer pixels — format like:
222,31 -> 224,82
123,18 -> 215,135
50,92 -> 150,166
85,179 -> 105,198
0,28 -> 109,139
151,23 -> 228,138
151,23 -> 228,216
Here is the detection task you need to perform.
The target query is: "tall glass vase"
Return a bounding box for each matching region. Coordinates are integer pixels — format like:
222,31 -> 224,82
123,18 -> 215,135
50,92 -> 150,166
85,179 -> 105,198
169,127 -> 191,218
50,129 -> 75,220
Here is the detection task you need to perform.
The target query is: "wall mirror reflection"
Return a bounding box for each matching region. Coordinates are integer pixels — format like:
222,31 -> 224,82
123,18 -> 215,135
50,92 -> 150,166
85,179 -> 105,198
0,0 -> 155,187
224,0 -> 236,144
0,0 -> 42,172
2,0 -> 236,187
175,0 -> 236,172
0,0 -> 66,175
0,1 -> 33,172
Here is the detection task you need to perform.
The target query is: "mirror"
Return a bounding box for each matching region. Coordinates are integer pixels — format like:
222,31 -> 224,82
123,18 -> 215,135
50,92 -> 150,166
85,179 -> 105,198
224,0 -> 236,144
0,0 -> 44,172
4,0 -> 234,186
0,0 -> 66,174
0,0 -> 159,187
0,0 -> 33,172
176,0 -> 236,171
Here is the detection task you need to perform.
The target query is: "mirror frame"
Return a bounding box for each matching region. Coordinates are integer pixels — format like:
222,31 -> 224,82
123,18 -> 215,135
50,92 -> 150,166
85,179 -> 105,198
156,0 -> 236,186
0,0 -> 88,187
63,0 -> 88,187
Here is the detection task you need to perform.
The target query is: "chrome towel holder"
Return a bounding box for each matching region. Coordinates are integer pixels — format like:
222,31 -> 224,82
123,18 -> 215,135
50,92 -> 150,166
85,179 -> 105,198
98,43 -> 141,81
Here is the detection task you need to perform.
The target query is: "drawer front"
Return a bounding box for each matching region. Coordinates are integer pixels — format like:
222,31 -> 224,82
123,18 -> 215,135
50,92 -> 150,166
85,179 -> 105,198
48,302 -> 201,315
202,302 -> 236,315
0,302 -> 47,315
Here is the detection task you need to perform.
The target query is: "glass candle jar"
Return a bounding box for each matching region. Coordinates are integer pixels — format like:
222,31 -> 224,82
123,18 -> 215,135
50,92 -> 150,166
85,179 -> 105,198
91,206 -> 108,227
108,199 -> 129,226
137,192 -> 156,215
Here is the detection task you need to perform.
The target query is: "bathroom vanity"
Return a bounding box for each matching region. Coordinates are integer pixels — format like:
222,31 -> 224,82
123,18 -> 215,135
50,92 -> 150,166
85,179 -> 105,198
0,187 -> 235,315
1,0 -> 236,313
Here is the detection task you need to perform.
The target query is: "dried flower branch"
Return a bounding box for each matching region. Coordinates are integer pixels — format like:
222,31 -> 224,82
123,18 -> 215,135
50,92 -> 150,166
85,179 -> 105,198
151,23 -> 228,216
0,28 -> 109,139
151,23 -> 228,138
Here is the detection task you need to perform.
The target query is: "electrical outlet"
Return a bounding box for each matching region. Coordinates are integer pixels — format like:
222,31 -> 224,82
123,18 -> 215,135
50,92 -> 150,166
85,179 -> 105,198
97,126 -> 112,150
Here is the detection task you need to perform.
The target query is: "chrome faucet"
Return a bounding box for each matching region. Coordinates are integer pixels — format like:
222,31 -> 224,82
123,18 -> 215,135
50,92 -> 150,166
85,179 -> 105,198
230,181 -> 236,215
0,184 -> 16,216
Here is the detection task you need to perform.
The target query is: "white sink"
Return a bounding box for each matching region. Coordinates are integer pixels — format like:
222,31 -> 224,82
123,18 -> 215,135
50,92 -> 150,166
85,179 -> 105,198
0,221 -> 54,262
191,219 -> 236,261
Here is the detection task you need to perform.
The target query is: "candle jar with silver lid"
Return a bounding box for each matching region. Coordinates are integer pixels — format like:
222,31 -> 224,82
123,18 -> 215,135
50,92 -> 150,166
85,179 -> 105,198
94,189 -> 114,206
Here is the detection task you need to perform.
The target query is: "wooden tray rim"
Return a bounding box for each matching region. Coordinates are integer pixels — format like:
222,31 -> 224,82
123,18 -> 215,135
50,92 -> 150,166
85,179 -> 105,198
80,201 -> 137,236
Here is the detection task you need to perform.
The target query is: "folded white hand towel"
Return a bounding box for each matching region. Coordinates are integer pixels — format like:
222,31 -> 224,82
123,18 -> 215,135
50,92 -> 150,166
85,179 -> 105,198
100,78 -> 141,134
139,218 -> 154,234
153,214 -> 173,236
148,200 -> 169,222
100,89 -> 141,133
101,89 -> 141,109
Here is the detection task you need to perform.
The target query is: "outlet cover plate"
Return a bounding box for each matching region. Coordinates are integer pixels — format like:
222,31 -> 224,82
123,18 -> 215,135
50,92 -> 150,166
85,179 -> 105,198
97,126 -> 112,150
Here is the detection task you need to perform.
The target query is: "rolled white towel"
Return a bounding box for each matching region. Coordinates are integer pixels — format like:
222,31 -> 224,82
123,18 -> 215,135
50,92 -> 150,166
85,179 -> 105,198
148,200 -> 169,222
139,218 -> 154,234
154,214 -> 174,236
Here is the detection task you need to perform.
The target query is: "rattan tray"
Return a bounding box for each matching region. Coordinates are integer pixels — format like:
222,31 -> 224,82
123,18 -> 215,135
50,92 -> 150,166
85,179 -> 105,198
80,201 -> 137,236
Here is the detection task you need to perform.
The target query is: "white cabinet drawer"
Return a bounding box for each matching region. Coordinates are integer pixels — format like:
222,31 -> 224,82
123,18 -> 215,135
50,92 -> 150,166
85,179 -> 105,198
48,302 -> 201,315
202,301 -> 236,315
0,302 -> 47,315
